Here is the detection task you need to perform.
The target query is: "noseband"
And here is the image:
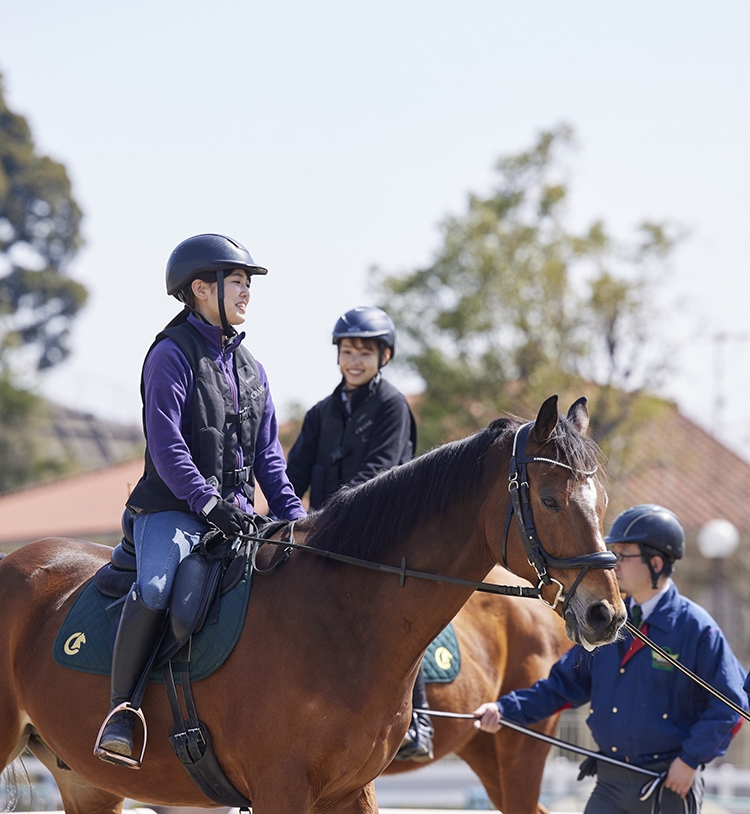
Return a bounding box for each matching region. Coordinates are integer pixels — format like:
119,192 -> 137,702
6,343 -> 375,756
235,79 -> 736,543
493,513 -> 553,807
502,422 -> 616,611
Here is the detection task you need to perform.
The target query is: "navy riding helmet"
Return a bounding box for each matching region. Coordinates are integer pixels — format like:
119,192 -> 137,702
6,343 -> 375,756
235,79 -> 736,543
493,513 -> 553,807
605,504 -> 685,562
166,233 -> 268,301
332,306 -> 396,359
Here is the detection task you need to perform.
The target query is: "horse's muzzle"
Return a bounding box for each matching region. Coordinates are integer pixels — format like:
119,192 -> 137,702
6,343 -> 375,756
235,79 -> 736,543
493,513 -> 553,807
564,599 -> 625,650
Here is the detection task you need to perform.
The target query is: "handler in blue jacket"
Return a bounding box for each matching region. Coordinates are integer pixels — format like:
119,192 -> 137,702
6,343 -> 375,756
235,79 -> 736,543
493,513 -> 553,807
474,504 -> 747,814
286,306 -> 432,762
95,233 -> 306,765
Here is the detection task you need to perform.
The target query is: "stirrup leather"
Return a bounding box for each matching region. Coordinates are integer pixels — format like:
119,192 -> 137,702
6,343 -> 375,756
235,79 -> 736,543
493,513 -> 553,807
93,702 -> 148,769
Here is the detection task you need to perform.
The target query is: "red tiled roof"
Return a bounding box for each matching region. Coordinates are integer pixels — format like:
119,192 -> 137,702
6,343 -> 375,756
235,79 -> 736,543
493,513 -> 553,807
606,403 -> 750,535
0,459 -> 144,546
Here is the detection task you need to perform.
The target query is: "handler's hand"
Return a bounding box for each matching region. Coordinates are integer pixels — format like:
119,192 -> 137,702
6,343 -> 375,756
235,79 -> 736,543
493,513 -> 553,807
664,757 -> 696,799
473,702 -> 502,733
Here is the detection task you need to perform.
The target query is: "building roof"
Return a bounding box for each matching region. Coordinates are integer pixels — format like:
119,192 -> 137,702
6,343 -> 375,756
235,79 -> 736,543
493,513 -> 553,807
43,403 -> 143,469
605,402 -> 750,535
0,458 -> 144,548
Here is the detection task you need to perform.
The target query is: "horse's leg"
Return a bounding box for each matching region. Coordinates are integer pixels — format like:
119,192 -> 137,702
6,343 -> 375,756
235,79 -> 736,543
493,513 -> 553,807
27,735 -> 125,814
311,780 -> 379,814
495,724 -> 555,814
0,659 -> 33,782
456,730 -> 506,811
0,703 -> 28,772
457,726 -> 554,814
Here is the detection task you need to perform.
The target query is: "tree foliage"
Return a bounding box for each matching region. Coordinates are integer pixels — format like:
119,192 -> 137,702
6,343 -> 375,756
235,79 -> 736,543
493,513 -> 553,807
0,372 -> 71,492
0,72 -> 87,372
0,71 -> 87,492
374,125 -> 680,464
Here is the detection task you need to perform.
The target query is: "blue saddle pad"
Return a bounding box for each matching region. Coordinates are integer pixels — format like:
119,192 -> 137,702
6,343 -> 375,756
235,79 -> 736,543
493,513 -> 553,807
53,562 -> 253,683
422,622 -> 461,683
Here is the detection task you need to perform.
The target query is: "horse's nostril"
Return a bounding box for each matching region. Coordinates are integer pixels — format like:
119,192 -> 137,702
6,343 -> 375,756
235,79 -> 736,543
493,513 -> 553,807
586,601 -> 613,631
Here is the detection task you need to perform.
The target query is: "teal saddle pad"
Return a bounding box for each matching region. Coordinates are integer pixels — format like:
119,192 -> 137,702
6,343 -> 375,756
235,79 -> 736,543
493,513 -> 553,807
53,562 -> 253,683
422,623 -> 461,683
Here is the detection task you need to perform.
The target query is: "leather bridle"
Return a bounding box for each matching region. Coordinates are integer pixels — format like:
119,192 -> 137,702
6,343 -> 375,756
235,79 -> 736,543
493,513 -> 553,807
502,422 -> 617,611
242,421 -> 616,609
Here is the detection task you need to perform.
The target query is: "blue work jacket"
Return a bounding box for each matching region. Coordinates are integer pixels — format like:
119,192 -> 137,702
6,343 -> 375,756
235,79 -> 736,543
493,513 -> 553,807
497,582 -> 747,770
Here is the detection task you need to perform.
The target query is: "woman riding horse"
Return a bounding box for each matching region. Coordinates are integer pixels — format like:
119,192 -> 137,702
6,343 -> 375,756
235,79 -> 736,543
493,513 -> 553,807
96,234 -> 306,764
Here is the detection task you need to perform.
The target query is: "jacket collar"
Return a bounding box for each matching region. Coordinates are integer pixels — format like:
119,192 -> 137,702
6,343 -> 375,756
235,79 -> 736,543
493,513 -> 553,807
334,371 -> 382,412
187,312 -> 245,355
638,581 -> 679,633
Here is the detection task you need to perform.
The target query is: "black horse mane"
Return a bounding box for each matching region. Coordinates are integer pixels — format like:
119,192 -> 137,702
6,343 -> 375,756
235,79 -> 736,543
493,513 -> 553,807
300,411 -> 600,562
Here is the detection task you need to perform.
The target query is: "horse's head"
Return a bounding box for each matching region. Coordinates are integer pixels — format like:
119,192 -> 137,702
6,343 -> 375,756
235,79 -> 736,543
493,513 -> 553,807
485,395 -> 625,649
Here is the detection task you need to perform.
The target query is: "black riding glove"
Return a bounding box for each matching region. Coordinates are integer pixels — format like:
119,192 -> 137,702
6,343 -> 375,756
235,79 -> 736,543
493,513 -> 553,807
205,499 -> 249,538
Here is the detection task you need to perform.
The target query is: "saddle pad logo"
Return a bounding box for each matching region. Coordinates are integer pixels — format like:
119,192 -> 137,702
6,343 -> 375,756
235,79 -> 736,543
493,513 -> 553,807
651,647 -> 678,671
422,623 -> 461,684
64,632 -> 86,655
433,646 -> 454,671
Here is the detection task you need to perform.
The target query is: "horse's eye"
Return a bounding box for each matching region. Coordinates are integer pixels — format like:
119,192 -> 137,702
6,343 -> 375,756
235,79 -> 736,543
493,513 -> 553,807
541,496 -> 560,511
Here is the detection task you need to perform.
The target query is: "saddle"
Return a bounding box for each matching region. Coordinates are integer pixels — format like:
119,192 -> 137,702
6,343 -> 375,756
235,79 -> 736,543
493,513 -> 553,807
94,510 -> 286,665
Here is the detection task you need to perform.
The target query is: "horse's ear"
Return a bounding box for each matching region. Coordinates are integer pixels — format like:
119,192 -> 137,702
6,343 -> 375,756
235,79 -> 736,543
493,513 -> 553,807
567,397 -> 590,435
531,395 -> 559,445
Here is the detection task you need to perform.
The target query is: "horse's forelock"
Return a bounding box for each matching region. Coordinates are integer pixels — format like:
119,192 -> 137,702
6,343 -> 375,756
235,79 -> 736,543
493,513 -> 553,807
550,414 -> 602,476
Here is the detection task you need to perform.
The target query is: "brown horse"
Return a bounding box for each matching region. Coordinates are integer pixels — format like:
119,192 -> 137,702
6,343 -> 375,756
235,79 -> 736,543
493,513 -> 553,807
0,396 -> 625,814
383,566 -> 572,814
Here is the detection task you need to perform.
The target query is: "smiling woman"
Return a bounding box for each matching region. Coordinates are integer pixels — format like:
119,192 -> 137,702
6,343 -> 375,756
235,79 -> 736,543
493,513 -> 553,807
191,268 -> 252,328
93,232 -> 307,766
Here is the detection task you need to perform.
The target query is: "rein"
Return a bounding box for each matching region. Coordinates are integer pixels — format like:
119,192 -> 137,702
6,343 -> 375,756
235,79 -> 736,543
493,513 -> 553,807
418,708 -> 660,779
241,527 -> 541,599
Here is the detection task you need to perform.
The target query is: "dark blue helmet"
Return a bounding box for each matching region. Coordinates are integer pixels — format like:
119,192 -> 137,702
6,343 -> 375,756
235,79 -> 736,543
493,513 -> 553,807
332,306 -> 396,358
605,504 -> 684,561
166,233 -> 267,301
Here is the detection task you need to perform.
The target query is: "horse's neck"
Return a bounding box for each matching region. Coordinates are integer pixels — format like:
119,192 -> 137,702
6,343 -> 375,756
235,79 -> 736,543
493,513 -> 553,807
350,516 -> 497,676
373,450 -> 512,662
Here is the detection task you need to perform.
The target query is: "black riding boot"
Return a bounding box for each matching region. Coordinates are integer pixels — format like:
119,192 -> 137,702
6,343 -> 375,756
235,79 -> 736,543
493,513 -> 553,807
395,664 -> 434,762
95,585 -> 166,766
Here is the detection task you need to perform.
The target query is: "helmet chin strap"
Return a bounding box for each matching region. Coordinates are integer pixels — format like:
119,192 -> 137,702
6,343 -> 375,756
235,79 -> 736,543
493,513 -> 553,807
642,549 -> 665,590
215,269 -> 235,338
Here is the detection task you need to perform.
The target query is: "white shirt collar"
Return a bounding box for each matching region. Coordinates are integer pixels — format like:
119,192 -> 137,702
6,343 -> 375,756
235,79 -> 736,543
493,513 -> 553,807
630,579 -> 671,622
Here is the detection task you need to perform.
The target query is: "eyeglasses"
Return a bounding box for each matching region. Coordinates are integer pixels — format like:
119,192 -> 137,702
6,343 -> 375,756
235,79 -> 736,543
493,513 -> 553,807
611,552 -> 643,562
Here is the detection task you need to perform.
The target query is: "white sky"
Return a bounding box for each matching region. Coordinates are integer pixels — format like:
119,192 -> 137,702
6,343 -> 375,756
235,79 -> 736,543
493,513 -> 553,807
1,1 -> 749,457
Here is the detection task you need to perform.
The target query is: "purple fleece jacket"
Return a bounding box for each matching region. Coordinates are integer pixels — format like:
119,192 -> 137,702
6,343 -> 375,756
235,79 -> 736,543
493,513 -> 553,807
142,313 -> 305,521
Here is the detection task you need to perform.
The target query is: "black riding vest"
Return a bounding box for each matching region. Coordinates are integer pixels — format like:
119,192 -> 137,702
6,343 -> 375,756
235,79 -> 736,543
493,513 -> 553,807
308,376 -> 416,509
127,321 -> 265,514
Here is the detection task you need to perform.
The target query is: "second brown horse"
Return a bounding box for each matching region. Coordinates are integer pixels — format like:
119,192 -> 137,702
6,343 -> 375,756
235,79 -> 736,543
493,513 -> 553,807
383,566 -> 571,814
